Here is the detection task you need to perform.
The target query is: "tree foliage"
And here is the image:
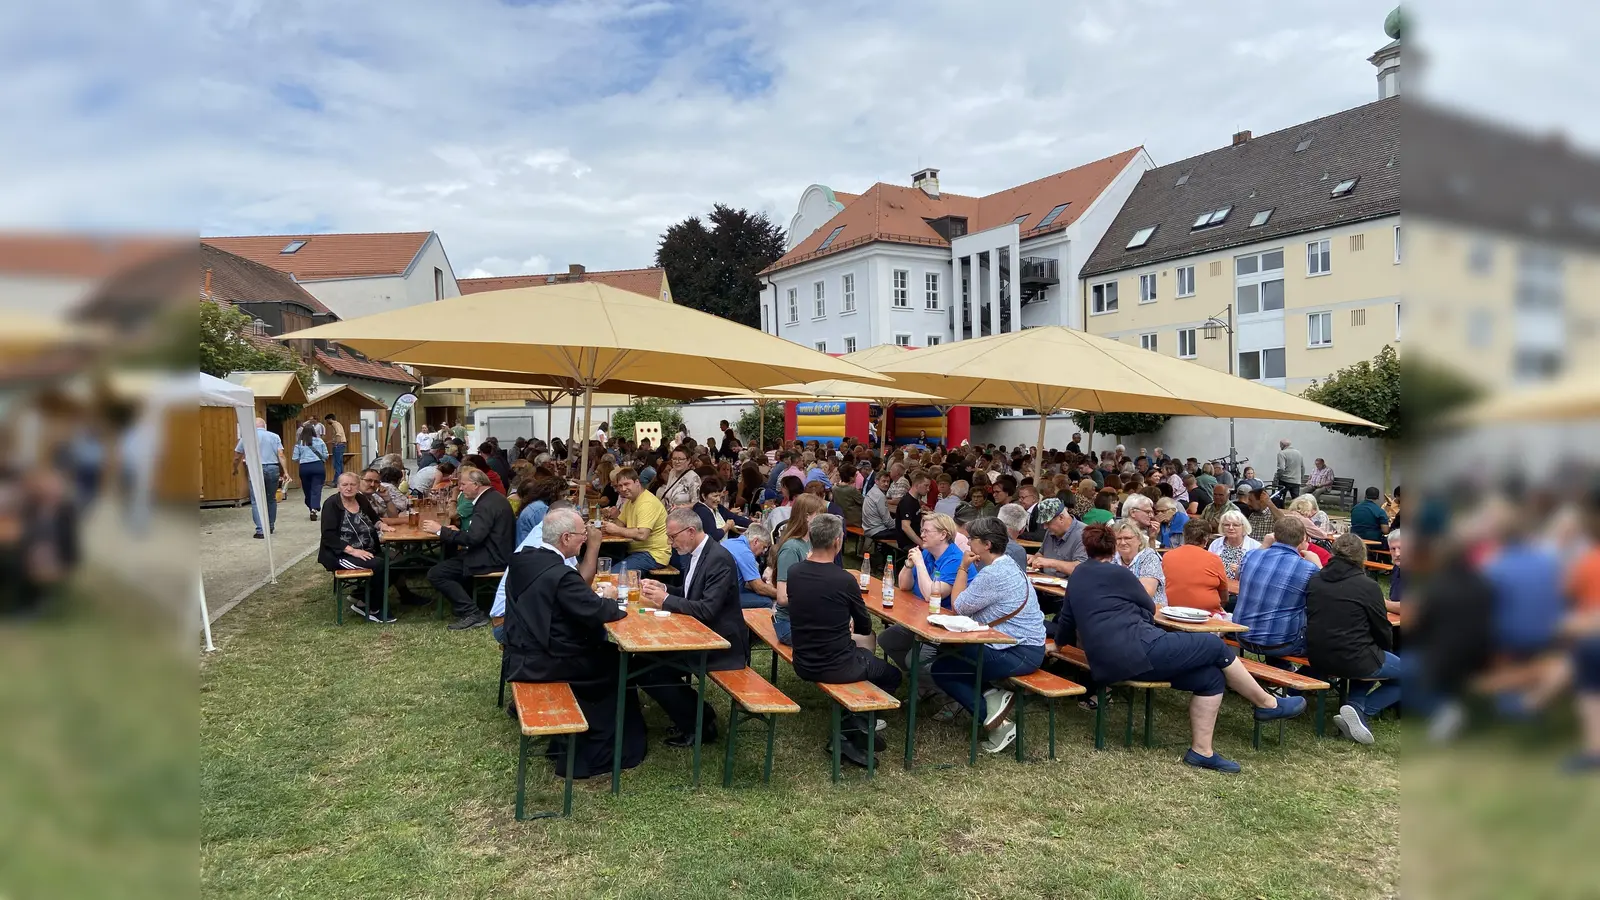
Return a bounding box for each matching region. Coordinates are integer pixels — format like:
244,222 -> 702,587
655,204 -> 786,327
199,301 -> 314,392
1300,345 -> 1404,442
1069,411 -> 1173,440
736,402 -> 787,451
968,406 -> 1003,427
609,398 -> 686,446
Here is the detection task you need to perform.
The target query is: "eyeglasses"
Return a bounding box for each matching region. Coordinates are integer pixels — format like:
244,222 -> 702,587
666,527 -> 691,541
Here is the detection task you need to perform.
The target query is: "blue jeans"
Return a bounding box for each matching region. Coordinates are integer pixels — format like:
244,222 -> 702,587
931,643 -> 1047,722
1347,651 -> 1402,718
739,590 -> 772,610
249,464 -> 281,534
607,550 -> 663,577
299,460 -> 326,512
330,443 -> 346,477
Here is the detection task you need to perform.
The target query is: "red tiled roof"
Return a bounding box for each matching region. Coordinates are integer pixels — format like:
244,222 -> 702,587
201,243 -> 332,315
312,347 -> 420,386
0,233 -> 187,279
457,267 -> 667,300
201,232 -> 432,281
762,148 -> 1145,274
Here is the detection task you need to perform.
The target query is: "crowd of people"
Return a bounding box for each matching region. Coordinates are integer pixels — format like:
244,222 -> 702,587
306,420 -> 1600,777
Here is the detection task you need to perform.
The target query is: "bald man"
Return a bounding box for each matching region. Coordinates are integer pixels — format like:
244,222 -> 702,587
233,417 -> 289,538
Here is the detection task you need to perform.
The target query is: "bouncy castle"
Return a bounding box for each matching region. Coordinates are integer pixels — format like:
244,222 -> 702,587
785,401 -> 969,448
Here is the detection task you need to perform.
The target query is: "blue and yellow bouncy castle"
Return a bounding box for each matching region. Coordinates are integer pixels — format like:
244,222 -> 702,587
784,400 -> 970,447
888,405 -> 948,446
789,401 -> 853,447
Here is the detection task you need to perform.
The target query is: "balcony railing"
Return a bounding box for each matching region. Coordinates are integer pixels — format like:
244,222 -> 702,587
1018,256 -> 1059,284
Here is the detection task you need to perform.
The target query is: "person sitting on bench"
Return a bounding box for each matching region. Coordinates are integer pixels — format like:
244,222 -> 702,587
1306,533 -> 1401,745
1057,524 -> 1305,774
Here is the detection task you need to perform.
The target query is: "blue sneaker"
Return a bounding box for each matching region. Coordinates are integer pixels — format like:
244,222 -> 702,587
1254,695 -> 1307,721
1182,748 -> 1241,774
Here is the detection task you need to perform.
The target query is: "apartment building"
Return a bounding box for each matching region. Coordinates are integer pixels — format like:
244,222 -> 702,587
1078,97 -> 1400,394
759,148 -> 1154,353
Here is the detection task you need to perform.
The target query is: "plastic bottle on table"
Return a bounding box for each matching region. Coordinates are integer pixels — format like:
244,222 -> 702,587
880,555 -> 895,607
859,551 -> 872,592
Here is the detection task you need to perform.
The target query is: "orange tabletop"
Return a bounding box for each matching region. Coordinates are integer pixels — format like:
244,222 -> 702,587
1015,539 -> 1042,551
605,607 -> 731,654
1153,609 -> 1250,634
1387,610 -> 1401,627
1025,570 -> 1068,598
381,525 -> 440,544
858,575 -> 1016,646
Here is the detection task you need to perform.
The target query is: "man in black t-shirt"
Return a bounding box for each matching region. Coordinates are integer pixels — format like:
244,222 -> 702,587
895,473 -> 930,553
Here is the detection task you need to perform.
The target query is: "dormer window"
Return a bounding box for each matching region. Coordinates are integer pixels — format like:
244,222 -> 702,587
1331,177 -> 1358,197
1191,206 -> 1231,230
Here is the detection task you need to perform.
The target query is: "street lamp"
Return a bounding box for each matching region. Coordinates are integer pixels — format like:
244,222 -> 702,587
1201,304 -> 1240,477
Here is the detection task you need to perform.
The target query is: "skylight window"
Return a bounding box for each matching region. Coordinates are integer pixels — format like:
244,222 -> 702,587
1331,177 -> 1359,197
1191,206 -> 1232,230
1013,213 -> 1030,225
817,225 -> 845,249
1294,137 -> 1313,153
1249,209 -> 1273,227
1126,226 -> 1157,249
1176,173 -> 1190,186
280,240 -> 307,254
1037,203 -> 1071,228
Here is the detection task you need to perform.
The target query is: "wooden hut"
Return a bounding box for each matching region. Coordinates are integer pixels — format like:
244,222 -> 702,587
200,371 -> 307,504
281,384 -> 388,480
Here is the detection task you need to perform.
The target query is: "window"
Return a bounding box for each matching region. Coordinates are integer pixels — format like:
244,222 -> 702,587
1294,137 -> 1313,153
817,225 -> 844,249
1468,310 -> 1493,348
761,304 -> 769,333
1515,348 -> 1564,381
1139,332 -> 1158,352
926,334 -> 942,346
786,288 -> 798,324
434,267 -> 445,301
1177,328 -> 1197,358
1192,206 -> 1231,229
1249,209 -> 1273,227
1176,173 -> 1190,186
1176,265 -> 1195,297
1393,225 -> 1402,264
1012,213 -> 1030,225
843,335 -> 858,353
280,240 -> 306,254
1469,240 -> 1494,274
1238,348 -> 1286,381
1351,308 -> 1366,326
1308,311 -> 1333,347
1126,226 -> 1157,249
841,273 -> 855,312
893,333 -> 912,347
1234,249 -> 1284,314
813,281 -> 826,318
1395,301 -> 1402,340
924,272 -> 940,310
1139,273 -> 1157,303
1307,239 -> 1331,276
1331,177 -> 1358,197
814,340 -> 827,352
1038,203 -> 1071,228
1091,281 -> 1119,315
1349,233 -> 1365,252
893,270 -> 909,308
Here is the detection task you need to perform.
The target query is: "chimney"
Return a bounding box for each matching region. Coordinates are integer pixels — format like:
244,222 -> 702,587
203,268 -> 212,297
911,167 -> 940,198
1232,130 -> 1252,146
568,263 -> 586,280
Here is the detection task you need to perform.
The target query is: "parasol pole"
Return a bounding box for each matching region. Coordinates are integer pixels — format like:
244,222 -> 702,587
568,393 -> 578,455
757,398 -> 765,454
1036,409 -> 1049,465
577,383 -> 595,508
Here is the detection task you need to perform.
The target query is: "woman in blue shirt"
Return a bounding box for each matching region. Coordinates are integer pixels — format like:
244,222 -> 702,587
291,423 -> 329,520
880,513 -> 978,674
933,516 -> 1047,754
514,476 -> 566,546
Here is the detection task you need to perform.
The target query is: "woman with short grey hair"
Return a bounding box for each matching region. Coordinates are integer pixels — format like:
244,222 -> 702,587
1207,508 -> 1261,585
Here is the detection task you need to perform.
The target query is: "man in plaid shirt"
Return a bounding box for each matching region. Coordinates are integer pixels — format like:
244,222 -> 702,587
1234,516 -> 1322,661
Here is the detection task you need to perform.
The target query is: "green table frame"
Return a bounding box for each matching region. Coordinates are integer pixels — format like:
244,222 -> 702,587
610,649 -> 712,794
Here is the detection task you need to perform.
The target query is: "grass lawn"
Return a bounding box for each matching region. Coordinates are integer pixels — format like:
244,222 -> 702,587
201,556 -> 1399,899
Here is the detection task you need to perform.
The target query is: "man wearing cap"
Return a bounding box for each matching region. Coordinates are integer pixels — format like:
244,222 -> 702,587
1026,498 -> 1087,613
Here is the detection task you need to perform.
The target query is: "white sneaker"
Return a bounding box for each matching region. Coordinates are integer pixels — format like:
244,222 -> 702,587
983,688 -> 1015,729
982,719 -> 1017,753
1337,704 -> 1374,744
1427,701 -> 1465,744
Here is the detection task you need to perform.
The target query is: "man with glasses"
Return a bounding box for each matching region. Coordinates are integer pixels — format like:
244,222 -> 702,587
638,509 -> 746,747
599,467 -> 671,576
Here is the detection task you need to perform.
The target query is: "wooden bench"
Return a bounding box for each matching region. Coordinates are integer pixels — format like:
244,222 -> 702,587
743,607 -> 897,781
330,568 -> 373,625
1327,476 -> 1356,510
708,667 -> 800,787
509,682 -> 588,820
845,523 -> 867,557
817,681 -> 899,782
1047,642 -> 1171,750
1004,668 -> 1086,762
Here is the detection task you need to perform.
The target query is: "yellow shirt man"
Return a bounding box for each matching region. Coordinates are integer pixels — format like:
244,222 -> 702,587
621,488 -> 671,565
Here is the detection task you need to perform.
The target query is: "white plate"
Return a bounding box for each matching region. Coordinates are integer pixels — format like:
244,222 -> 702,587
1029,575 -> 1066,587
1160,606 -> 1211,621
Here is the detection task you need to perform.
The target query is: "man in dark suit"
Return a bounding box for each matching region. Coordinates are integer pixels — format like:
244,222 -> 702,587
638,508 -> 747,747
503,507 -> 646,778
424,467 -> 515,630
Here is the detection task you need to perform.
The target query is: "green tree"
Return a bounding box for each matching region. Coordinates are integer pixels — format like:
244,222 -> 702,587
1069,411 -> 1172,441
736,402 -> 786,451
199,300 -> 316,401
610,398 -> 686,446
968,406 -> 1002,427
655,204 -> 786,327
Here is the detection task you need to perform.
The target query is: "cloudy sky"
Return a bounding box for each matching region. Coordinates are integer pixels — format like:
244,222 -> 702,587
2,0 -> 1594,279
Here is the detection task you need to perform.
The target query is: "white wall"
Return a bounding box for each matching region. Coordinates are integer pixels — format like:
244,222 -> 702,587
767,243 -> 950,352
402,234 -> 461,307
786,185 -> 851,250
473,399 -> 760,448
300,274 -> 408,321
973,413 -> 1398,492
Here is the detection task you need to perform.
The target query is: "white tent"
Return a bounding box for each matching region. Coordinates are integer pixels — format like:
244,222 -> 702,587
198,372 -> 277,651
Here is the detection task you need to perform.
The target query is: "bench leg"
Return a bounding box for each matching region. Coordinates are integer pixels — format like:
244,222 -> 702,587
611,651 -> 629,796
723,694 -> 739,789
768,645 -> 779,687
866,711 -> 877,780
830,703 -> 842,784
904,642 -> 922,769
332,577 -> 342,625
496,653 -> 508,709
968,649 -> 986,766
1143,689 -> 1155,748
763,713 -> 777,785
1094,686 -> 1107,751
1315,690 -> 1326,738
514,733 -> 529,820
1014,690 -> 1028,763
1124,687 -> 1135,748
562,733 -> 575,817
691,652 -> 708,788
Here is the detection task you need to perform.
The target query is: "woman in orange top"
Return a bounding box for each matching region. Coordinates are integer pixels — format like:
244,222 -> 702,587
1161,519 -> 1230,612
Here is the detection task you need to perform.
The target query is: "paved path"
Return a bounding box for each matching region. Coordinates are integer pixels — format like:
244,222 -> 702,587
199,487 -> 322,618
